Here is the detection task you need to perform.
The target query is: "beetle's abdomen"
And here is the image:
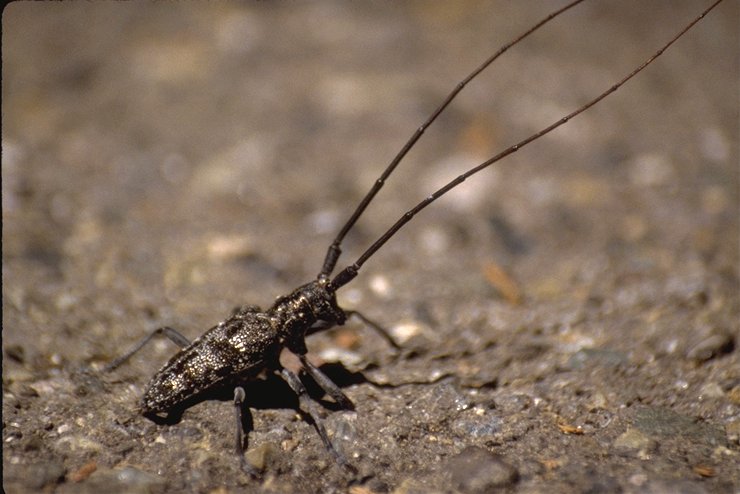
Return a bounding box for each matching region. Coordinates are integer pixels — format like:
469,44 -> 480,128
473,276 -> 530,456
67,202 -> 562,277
142,312 -> 279,414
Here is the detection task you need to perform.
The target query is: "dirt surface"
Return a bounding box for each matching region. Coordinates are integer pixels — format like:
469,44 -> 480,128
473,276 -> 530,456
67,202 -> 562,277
3,2 -> 738,493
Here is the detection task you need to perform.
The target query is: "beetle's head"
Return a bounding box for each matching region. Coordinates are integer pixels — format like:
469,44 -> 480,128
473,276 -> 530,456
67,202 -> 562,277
301,277 -> 346,326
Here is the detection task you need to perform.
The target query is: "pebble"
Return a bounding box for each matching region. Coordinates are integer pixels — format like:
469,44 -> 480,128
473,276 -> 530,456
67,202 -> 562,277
4,344 -> 25,363
389,321 -> 424,345
409,381 -> 469,424
317,347 -> 364,367
245,442 -> 279,472
612,428 -> 658,458
54,435 -> 104,454
16,383 -> 40,398
698,382 -> 725,399
450,407 -> 503,439
686,333 -> 735,362
446,446 -> 519,492
725,419 -> 740,445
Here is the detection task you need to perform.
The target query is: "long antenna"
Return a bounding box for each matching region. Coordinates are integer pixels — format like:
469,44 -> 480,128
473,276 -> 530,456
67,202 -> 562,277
318,0 -> 586,279
329,0 -> 724,292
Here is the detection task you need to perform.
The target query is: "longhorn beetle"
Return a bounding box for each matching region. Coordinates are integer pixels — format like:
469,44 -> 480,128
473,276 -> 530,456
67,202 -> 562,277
106,0 -> 724,477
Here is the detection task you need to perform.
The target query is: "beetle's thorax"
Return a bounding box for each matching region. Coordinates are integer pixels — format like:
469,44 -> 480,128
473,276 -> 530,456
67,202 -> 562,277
268,278 -> 346,351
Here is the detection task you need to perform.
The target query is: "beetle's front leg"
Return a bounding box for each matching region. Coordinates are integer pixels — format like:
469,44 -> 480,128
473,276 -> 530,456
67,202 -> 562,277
345,310 -> 401,350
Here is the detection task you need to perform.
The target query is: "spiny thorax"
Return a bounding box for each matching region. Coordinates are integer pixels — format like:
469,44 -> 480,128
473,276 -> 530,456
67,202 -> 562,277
267,278 -> 346,354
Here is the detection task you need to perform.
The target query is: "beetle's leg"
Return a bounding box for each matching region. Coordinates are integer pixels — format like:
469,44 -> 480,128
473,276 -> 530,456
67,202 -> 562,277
305,319 -> 335,336
298,355 -> 354,411
233,386 -> 260,477
307,311 -> 399,351
280,368 -> 356,473
345,310 -> 401,350
104,326 -> 191,372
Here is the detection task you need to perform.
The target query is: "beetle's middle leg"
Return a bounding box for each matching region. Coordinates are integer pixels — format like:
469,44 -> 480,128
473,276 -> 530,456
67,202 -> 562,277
298,354 -> 354,410
233,386 -> 260,477
280,368 -> 356,473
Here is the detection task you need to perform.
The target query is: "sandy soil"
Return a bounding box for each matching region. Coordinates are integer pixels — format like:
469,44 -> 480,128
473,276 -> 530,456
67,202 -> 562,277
3,1 -> 738,493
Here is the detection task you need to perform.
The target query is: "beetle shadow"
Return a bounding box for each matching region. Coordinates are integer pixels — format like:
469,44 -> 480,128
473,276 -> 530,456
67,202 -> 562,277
144,361 -> 368,425
301,361 -> 368,411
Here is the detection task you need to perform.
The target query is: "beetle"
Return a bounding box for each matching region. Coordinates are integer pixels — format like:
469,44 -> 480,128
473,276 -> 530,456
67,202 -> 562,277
106,0 -> 724,477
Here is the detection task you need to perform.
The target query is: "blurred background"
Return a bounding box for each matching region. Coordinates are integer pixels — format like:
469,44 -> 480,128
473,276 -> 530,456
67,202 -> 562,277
3,1 -> 737,491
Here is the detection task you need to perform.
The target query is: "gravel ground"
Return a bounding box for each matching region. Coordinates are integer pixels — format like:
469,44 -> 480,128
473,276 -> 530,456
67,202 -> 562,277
3,2 -> 738,493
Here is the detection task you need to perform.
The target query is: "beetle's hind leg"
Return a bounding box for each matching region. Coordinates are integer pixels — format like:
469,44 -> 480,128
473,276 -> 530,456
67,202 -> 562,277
233,386 -> 260,477
280,368 -> 357,474
104,326 -> 191,372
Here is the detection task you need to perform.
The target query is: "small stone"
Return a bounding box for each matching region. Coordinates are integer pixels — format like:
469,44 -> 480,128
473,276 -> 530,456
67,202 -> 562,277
4,344 -> 25,363
588,391 -> 609,411
409,381 -> 469,423
451,408 -> 503,439
245,442 -> 279,472
725,419 -> 740,445
613,428 -> 657,458
687,333 -> 735,362
390,321 -> 424,344
17,383 -> 40,398
698,382 -> 724,399
317,347 -> 363,367
330,413 -> 359,457
447,446 -> 519,493
54,435 -> 104,454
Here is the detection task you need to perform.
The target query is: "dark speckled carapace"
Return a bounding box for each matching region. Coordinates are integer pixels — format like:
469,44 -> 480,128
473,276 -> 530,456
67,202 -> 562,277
142,279 -> 346,415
